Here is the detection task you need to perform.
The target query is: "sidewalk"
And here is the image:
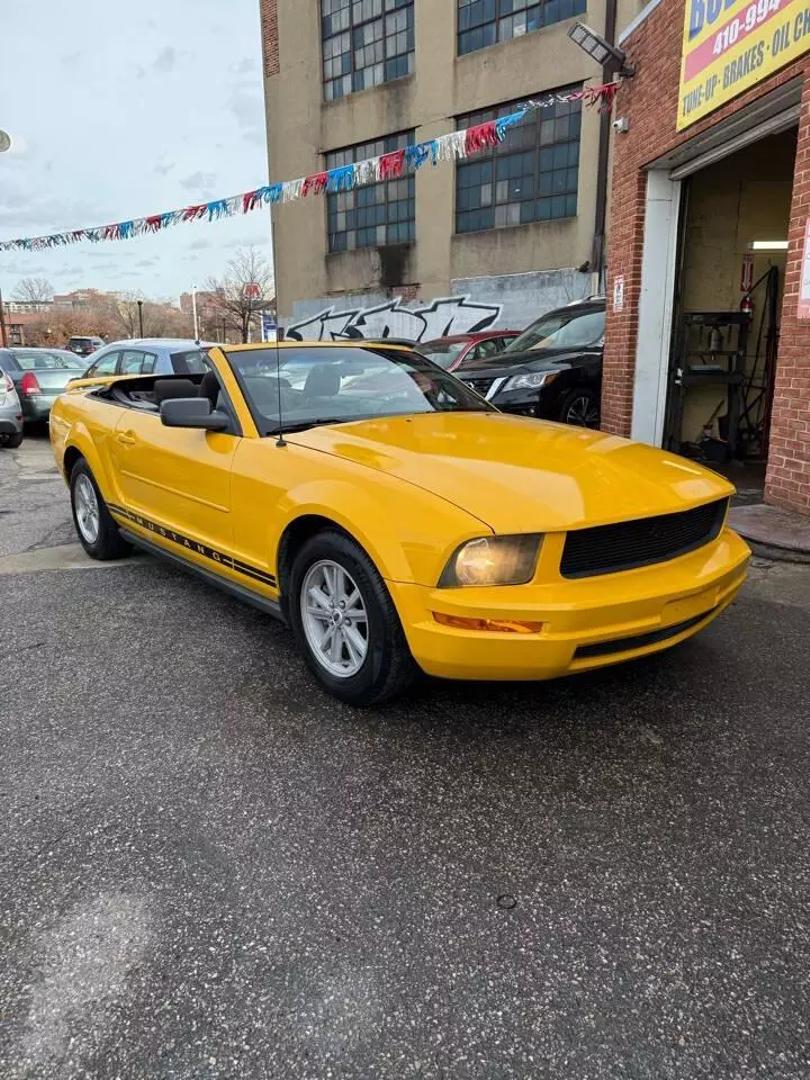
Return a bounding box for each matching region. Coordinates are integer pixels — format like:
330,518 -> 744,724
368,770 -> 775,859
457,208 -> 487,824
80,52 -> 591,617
729,503 -> 810,563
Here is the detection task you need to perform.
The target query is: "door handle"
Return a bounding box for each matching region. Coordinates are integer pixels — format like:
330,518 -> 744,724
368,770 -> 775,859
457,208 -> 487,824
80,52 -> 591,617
117,431 -> 136,446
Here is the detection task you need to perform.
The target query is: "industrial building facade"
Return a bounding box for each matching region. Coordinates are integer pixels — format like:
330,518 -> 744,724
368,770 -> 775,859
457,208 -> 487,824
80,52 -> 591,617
259,0 -> 633,338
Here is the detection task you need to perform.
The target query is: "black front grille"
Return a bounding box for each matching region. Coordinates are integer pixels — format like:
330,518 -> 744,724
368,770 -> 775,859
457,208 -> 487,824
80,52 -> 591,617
561,498 -> 728,578
575,610 -> 714,659
462,377 -> 494,398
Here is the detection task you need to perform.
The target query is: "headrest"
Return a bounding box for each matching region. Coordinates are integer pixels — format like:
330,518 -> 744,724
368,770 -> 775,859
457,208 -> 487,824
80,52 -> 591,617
153,378 -> 197,404
303,364 -> 341,398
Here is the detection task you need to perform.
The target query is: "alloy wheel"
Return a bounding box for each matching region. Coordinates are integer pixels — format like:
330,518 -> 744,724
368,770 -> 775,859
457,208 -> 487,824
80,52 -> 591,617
74,474 -> 100,543
300,559 -> 369,678
565,395 -> 600,428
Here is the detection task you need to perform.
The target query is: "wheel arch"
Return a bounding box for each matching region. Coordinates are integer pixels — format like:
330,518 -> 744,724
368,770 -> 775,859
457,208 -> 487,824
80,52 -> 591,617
276,513 -> 374,619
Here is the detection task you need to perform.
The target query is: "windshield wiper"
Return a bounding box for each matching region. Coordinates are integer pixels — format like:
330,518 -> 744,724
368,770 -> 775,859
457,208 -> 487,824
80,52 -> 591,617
268,417 -> 352,435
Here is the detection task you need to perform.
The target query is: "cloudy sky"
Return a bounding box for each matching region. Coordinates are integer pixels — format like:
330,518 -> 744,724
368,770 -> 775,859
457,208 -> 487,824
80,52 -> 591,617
0,0 -> 270,302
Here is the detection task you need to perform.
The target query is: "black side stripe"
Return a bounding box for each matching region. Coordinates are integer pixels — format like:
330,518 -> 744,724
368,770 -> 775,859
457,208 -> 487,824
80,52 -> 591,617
107,503 -> 277,587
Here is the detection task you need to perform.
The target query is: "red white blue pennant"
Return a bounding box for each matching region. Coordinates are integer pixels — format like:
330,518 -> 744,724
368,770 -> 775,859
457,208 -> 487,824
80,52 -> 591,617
0,84 -> 618,253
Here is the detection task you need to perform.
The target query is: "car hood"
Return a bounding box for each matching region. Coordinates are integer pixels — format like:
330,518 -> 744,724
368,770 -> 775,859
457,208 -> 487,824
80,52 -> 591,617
287,412 -> 733,534
458,346 -> 597,377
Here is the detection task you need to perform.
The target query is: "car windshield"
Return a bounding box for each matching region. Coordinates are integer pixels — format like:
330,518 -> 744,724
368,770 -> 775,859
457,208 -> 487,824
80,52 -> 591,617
226,345 -> 493,435
504,307 -> 605,353
11,350 -> 84,370
418,341 -> 466,369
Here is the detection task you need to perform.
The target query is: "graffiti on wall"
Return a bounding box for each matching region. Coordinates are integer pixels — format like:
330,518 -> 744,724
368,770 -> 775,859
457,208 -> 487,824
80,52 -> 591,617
286,296 -> 503,343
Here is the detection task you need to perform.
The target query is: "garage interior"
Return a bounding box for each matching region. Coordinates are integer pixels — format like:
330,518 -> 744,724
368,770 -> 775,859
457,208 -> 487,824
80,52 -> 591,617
664,124 -> 798,499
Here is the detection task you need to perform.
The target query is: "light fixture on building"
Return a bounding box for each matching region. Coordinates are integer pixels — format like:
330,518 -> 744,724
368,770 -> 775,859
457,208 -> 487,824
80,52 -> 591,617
749,240 -> 788,251
567,22 -> 635,75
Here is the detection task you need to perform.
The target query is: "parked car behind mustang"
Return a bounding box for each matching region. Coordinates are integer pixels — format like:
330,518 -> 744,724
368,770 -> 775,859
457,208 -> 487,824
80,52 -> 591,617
0,347 -> 86,424
69,339 -> 213,389
0,368 -> 24,448
458,298 -> 605,428
418,330 -> 520,372
66,336 -> 105,357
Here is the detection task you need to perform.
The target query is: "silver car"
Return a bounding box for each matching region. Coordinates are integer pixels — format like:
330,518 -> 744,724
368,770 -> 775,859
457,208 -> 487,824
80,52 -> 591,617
0,347 -> 86,424
0,368 -> 24,448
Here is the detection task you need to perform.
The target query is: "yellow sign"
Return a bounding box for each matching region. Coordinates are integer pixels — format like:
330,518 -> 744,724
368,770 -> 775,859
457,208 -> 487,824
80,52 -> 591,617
678,0 -> 810,129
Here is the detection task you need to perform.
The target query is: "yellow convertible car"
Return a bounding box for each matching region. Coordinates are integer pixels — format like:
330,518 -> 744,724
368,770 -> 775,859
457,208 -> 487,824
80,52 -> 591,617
50,341 -> 750,704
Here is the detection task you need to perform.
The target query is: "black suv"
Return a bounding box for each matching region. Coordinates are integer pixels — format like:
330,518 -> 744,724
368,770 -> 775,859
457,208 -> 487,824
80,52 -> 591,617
457,297 -> 605,428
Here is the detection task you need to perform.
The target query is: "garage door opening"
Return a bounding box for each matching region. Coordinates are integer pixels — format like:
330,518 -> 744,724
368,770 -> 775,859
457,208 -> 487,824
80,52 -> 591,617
663,125 -> 797,500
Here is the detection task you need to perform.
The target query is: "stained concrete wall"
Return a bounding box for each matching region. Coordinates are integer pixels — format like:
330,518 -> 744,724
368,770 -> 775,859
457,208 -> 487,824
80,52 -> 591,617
283,269 -> 592,340
264,0 -> 637,319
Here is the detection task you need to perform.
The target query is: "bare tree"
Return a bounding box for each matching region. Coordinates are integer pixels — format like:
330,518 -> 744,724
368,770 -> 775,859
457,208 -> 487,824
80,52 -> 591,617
13,276 -> 54,303
205,246 -> 274,343
114,291 -> 144,338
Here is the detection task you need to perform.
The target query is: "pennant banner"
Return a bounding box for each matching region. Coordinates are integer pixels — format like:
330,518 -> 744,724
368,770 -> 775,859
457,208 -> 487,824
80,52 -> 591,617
0,84 -> 617,253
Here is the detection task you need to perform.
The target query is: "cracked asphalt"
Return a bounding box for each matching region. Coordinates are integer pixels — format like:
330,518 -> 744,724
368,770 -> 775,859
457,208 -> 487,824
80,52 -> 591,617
1,431 -> 809,1079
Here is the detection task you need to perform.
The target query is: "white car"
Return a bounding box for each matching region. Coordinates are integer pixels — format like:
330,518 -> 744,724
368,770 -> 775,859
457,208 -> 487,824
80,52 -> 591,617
0,369 -> 24,448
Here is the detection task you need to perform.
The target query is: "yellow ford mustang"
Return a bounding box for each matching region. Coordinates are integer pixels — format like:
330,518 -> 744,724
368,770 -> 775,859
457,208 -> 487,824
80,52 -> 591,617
50,341 -> 750,705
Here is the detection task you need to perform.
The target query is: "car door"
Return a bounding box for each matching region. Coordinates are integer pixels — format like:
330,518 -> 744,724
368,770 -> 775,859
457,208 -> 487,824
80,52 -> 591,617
118,348 -> 157,375
109,384 -> 238,561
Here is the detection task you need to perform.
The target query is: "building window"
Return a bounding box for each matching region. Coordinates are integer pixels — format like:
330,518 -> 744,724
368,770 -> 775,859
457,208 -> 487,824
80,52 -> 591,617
326,132 -> 416,252
457,0 -> 586,55
322,0 -> 415,101
456,93 -> 581,234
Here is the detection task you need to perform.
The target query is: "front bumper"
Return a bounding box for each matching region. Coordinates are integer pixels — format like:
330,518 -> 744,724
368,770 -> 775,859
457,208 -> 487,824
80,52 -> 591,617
389,528 -> 750,681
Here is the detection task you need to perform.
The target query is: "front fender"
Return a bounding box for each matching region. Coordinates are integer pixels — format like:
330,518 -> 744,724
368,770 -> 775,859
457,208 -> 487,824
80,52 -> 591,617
273,476 -> 491,587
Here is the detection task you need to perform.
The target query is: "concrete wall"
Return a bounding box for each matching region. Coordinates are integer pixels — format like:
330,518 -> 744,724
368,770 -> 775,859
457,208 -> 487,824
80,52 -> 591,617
261,0 -> 636,318
284,268 -> 592,340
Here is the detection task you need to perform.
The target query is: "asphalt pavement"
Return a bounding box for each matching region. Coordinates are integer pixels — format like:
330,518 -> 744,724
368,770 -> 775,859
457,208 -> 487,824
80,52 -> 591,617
1,431 -> 809,1080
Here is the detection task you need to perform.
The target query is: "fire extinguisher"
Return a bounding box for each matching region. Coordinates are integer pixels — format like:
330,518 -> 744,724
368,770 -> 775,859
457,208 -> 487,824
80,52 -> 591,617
740,293 -> 753,317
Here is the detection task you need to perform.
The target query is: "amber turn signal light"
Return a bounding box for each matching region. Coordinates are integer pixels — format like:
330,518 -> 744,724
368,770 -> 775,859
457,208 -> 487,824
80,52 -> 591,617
433,612 -> 544,634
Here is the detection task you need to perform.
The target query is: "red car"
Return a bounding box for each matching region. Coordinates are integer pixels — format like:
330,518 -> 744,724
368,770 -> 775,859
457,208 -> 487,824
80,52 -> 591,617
418,330 -> 520,372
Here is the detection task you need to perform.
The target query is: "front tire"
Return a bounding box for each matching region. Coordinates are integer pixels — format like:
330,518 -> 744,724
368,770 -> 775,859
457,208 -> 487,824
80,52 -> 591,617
70,459 -> 131,560
288,530 -> 417,706
559,387 -> 600,428
0,431 -> 23,448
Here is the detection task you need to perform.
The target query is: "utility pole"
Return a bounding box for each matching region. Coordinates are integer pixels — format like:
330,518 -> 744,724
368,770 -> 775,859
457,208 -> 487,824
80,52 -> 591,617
0,288 -> 8,347
137,298 -> 144,337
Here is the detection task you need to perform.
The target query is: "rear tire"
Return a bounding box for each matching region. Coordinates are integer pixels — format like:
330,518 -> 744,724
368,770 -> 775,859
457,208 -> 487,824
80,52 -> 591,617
288,529 -> 417,706
70,458 -> 131,560
0,431 -> 23,448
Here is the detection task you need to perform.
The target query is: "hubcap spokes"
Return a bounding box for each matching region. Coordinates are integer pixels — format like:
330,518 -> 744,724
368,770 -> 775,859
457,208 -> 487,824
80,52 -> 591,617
301,560 -> 369,678
75,475 -> 100,543
567,397 -> 599,428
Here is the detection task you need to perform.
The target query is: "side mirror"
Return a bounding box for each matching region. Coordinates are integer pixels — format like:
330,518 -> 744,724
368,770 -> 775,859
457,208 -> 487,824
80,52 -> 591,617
160,397 -> 230,431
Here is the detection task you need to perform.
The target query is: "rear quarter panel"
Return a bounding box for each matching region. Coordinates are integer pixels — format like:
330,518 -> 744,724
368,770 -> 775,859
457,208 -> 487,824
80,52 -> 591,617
50,391 -> 125,502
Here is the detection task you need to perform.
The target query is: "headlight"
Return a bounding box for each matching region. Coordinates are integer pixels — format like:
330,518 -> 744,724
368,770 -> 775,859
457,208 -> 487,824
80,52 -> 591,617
503,371 -> 559,392
439,535 -> 542,587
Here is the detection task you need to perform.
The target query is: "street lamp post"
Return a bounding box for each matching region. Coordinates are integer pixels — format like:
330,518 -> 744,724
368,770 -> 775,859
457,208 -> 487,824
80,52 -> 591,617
191,285 -> 200,341
137,299 -> 144,337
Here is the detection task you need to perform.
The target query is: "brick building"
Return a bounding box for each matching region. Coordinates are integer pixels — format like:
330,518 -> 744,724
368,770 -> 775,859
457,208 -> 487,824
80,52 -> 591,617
603,0 -> 810,513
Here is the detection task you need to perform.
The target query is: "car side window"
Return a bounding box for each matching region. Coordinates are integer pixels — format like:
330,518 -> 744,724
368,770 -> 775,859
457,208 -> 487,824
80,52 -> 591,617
141,353 -> 157,374
119,349 -> 147,375
86,350 -> 119,376
471,340 -> 499,362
